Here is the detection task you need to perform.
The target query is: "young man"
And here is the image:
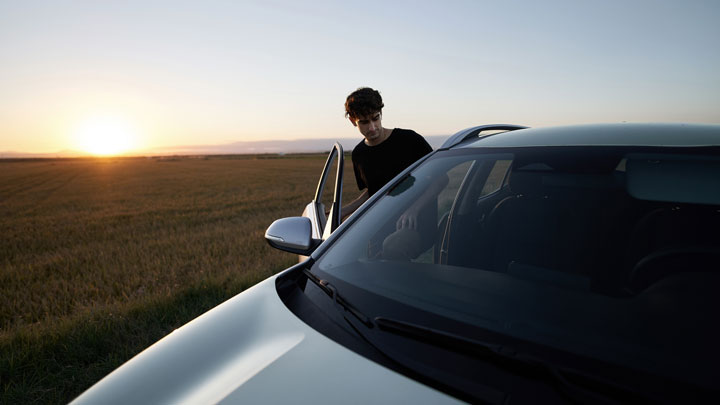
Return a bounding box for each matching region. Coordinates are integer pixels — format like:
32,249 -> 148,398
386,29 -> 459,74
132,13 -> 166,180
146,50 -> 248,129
341,87 -> 433,221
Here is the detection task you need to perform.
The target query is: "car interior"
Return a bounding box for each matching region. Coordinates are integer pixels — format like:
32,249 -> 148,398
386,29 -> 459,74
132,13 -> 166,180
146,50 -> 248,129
435,149 -> 720,297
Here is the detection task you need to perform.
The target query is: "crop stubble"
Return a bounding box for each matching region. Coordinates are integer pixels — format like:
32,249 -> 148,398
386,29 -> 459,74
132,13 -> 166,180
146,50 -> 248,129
0,154 -> 356,403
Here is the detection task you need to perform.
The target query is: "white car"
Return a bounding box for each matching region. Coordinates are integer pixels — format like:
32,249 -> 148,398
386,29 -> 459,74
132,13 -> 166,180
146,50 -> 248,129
74,123 -> 720,404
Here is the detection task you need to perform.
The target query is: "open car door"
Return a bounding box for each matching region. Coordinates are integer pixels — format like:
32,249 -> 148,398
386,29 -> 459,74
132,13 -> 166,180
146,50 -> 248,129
301,143 -> 344,243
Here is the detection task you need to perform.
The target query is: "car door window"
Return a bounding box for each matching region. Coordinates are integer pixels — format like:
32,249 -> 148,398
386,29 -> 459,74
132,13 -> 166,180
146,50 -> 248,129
302,143 -> 344,240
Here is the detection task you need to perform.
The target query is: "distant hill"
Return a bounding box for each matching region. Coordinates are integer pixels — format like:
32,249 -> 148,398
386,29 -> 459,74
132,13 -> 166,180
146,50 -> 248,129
145,135 -> 449,156
0,149 -> 92,159
1,135 -> 450,158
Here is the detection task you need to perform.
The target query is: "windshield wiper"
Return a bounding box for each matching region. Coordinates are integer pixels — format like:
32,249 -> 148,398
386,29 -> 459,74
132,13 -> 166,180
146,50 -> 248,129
298,271 -> 633,403
300,270 -> 505,403
301,269 -> 373,328
374,317 -> 655,404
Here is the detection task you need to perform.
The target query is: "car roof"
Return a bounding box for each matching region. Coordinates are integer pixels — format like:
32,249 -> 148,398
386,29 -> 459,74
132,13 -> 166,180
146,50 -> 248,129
452,123 -> 720,149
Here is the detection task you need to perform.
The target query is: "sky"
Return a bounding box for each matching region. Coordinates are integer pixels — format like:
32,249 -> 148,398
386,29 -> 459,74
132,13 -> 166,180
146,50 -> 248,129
1,0 -> 719,155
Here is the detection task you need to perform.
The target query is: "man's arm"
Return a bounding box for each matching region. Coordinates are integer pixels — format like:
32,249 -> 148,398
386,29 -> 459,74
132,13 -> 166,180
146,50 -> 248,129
341,190 -> 369,221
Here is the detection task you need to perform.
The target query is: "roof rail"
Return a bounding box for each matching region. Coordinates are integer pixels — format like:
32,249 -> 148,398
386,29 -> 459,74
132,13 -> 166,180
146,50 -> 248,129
440,124 -> 528,149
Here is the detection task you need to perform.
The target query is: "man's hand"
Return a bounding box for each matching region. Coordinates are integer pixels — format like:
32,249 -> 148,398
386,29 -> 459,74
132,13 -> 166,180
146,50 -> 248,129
341,190 -> 369,221
396,205 -> 421,230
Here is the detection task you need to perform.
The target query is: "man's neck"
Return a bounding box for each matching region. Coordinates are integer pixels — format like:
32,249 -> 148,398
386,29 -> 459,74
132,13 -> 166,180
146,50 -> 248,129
365,127 -> 393,146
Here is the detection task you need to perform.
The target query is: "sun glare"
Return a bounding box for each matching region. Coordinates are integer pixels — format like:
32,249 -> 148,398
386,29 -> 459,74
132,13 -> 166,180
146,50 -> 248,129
74,116 -> 139,156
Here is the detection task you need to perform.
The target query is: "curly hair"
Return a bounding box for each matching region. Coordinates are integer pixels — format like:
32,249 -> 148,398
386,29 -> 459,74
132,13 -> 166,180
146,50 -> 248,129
344,87 -> 384,121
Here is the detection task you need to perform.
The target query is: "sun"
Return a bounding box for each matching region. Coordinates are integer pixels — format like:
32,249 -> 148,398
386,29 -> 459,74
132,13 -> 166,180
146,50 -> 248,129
74,116 -> 140,156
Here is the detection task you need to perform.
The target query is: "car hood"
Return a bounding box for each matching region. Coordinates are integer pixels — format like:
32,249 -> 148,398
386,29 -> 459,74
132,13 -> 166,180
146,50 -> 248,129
72,272 -> 461,404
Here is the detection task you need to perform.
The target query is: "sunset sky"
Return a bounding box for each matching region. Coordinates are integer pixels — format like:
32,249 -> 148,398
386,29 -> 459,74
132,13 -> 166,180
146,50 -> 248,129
1,0 -> 719,155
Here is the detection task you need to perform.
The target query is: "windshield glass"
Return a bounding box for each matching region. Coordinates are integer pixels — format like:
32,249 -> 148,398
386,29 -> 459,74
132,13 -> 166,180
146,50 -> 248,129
314,146 -> 720,390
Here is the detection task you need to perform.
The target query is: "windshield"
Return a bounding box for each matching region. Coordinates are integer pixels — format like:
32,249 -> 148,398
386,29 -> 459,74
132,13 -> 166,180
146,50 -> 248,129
314,146 -> 720,390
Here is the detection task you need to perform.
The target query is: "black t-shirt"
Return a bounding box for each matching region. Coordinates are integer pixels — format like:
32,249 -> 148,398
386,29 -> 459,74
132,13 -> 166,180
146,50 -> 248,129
352,128 -> 432,196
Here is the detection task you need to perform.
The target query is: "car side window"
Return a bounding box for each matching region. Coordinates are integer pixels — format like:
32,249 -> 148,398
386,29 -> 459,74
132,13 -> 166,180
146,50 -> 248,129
480,160 -> 512,197
412,161 -> 474,264
413,158 -> 512,264
437,161 -> 474,222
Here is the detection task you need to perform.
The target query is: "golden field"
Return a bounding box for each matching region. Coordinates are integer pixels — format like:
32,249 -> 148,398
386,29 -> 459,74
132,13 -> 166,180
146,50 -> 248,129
0,154 -> 356,404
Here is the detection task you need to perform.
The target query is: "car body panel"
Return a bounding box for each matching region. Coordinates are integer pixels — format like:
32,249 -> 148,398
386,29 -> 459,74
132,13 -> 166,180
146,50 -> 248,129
461,123 -> 720,148
71,271 -> 461,404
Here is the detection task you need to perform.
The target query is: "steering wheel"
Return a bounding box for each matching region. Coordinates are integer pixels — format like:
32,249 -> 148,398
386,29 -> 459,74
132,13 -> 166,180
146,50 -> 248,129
628,247 -> 720,291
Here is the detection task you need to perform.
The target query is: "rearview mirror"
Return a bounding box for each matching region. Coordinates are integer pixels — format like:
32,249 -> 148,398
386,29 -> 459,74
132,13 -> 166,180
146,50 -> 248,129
265,217 -> 321,255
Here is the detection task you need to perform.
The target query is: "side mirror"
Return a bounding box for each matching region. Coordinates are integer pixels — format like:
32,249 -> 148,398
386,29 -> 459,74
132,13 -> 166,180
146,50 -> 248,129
265,217 -> 321,255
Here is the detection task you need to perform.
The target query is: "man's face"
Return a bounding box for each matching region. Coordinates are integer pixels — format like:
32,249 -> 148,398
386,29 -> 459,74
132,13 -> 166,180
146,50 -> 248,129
352,112 -> 383,144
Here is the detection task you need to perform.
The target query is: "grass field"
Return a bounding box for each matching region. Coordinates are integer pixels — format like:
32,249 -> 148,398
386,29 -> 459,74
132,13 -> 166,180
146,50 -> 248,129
0,154 -> 357,404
